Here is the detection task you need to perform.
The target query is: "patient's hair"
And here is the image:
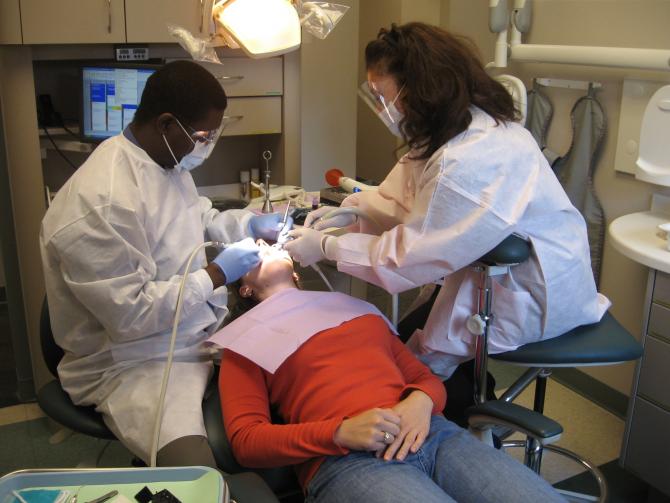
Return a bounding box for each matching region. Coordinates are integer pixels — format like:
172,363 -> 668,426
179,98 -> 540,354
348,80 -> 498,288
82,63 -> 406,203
227,272 -> 302,321
365,22 -> 517,160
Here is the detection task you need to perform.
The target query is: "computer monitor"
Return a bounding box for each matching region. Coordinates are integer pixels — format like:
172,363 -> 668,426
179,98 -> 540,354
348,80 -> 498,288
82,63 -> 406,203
80,64 -> 159,141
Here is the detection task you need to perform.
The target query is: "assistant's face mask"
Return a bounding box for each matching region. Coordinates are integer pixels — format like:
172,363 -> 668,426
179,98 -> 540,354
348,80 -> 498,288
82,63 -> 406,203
358,81 -> 406,138
377,100 -> 404,138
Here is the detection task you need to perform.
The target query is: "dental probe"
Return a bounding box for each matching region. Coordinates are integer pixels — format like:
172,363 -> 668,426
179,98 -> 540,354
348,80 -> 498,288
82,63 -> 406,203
281,200 -> 292,227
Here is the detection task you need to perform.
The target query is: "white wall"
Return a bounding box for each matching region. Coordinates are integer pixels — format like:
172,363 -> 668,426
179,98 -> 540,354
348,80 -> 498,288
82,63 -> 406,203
299,0 -> 360,190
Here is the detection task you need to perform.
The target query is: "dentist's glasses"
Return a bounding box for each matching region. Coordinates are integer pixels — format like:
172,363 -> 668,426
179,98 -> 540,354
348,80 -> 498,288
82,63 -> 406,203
173,116 -> 226,144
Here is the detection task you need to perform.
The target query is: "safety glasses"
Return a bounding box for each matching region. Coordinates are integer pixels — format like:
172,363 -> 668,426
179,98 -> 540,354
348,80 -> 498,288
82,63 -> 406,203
174,116 -> 226,145
358,81 -> 405,123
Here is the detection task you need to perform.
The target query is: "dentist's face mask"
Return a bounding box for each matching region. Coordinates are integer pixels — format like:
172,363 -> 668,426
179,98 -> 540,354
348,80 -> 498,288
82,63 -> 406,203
358,81 -> 405,138
162,116 -> 225,171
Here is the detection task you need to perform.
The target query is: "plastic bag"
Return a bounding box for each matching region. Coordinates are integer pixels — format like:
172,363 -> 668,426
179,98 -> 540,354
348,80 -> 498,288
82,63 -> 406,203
295,1 -> 350,40
167,23 -> 222,65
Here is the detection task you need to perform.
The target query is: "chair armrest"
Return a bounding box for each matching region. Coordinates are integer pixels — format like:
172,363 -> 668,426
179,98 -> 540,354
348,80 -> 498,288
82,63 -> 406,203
224,472 -> 280,503
465,400 -> 563,445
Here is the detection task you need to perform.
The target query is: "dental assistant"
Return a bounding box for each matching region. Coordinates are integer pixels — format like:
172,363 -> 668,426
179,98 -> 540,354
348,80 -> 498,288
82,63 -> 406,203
40,60 -> 284,466
285,23 -> 609,381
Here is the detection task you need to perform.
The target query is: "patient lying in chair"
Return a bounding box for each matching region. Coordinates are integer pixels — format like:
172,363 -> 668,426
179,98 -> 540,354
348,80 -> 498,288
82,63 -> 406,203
209,241 -> 565,503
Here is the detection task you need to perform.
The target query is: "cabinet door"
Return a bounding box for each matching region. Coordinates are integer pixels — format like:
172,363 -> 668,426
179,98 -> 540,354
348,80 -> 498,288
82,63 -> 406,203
0,0 -> 22,44
222,97 -> 282,136
200,58 -> 283,97
21,0 -> 125,44
126,0 -> 208,43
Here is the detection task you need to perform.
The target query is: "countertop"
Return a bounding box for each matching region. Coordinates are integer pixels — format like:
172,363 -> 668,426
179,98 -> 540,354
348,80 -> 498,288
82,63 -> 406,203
609,211 -> 670,274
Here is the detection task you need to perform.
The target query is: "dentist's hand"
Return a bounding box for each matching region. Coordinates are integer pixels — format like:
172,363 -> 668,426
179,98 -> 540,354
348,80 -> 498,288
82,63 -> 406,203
284,227 -> 328,267
248,213 -> 291,241
304,206 -> 357,231
212,237 -> 261,284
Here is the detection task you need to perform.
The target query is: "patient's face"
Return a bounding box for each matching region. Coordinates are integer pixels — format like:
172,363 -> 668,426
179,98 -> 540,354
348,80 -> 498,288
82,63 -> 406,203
241,240 -> 295,294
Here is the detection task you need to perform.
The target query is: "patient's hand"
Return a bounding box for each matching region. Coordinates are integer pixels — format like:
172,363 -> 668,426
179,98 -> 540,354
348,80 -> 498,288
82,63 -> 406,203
334,408 -> 401,452
381,390 -> 434,461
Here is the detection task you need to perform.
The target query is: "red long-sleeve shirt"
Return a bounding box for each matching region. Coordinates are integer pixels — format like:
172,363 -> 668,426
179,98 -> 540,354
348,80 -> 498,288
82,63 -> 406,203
219,314 -> 447,488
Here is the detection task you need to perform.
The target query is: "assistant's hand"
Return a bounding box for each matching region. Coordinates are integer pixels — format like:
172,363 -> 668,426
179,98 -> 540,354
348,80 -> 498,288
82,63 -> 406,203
380,390 -> 434,461
212,237 -> 261,284
283,227 -> 328,267
276,217 -> 294,245
304,206 -> 357,231
333,408 -> 401,452
248,213 -> 290,241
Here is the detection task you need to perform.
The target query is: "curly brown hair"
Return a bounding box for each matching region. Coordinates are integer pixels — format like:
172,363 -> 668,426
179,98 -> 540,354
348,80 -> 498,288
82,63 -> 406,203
365,22 -> 518,160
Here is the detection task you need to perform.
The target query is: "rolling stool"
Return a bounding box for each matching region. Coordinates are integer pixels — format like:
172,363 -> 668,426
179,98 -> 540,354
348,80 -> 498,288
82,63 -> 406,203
464,235 -> 643,503
37,298 -> 117,448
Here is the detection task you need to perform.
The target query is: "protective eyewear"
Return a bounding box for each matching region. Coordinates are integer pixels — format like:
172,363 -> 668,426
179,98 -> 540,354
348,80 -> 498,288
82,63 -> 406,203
358,82 -> 405,124
174,116 -> 226,145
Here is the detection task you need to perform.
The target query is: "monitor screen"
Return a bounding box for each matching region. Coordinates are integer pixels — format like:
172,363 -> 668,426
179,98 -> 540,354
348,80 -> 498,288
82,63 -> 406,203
81,65 -> 157,141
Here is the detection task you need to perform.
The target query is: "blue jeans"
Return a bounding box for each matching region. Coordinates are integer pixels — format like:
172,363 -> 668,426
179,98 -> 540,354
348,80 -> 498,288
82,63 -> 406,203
306,415 -> 565,503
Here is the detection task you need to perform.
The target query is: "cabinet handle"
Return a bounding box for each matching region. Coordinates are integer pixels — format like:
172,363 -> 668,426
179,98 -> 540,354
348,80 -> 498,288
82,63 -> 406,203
107,0 -> 112,33
216,76 -> 245,82
199,0 -> 204,33
223,115 -> 244,121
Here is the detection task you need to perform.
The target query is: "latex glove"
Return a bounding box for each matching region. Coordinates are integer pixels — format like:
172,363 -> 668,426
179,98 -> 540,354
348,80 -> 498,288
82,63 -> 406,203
212,237 -> 261,284
276,217 -> 294,245
304,206 -> 357,231
284,227 -> 328,267
248,213 -> 291,241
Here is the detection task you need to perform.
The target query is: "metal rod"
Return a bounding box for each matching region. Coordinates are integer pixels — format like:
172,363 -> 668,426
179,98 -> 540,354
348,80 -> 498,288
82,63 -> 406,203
261,150 -> 273,213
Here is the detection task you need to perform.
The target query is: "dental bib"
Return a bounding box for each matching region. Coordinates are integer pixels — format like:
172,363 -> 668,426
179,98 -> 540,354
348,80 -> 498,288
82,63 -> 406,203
207,289 -> 395,373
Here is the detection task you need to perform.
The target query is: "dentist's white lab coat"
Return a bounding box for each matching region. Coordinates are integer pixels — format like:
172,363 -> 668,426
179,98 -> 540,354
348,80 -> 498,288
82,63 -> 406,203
329,107 -> 610,378
40,134 -> 251,461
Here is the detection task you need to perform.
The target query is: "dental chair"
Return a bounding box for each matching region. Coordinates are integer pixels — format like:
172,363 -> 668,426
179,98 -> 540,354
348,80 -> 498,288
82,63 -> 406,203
463,235 -> 643,503
37,297 -> 279,503
203,387 -> 304,502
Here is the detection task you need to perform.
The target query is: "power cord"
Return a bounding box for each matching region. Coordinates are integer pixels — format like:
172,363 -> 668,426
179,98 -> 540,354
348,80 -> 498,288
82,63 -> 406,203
41,125 -> 78,171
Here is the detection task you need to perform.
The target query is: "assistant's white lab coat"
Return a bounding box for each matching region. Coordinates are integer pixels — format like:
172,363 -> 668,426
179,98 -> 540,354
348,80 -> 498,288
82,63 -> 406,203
40,134 -> 251,461
330,108 -> 610,378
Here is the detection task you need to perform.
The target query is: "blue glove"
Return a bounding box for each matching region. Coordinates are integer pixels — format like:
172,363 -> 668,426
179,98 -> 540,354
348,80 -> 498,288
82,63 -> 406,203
212,237 -> 261,284
248,213 -> 293,242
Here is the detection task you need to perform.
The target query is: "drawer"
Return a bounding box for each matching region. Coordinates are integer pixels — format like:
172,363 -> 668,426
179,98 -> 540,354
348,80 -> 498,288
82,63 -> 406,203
222,97 -> 281,136
623,398 -> 670,495
199,58 -> 283,97
648,303 -> 670,344
638,336 -> 670,409
652,270 -> 670,307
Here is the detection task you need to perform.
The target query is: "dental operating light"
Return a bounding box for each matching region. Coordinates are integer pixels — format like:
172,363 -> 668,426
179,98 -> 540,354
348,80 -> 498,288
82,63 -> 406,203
213,0 -> 301,59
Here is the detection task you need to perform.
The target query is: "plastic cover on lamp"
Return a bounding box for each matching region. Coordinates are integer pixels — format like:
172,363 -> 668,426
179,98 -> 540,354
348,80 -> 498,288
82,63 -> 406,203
213,0 -> 301,59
